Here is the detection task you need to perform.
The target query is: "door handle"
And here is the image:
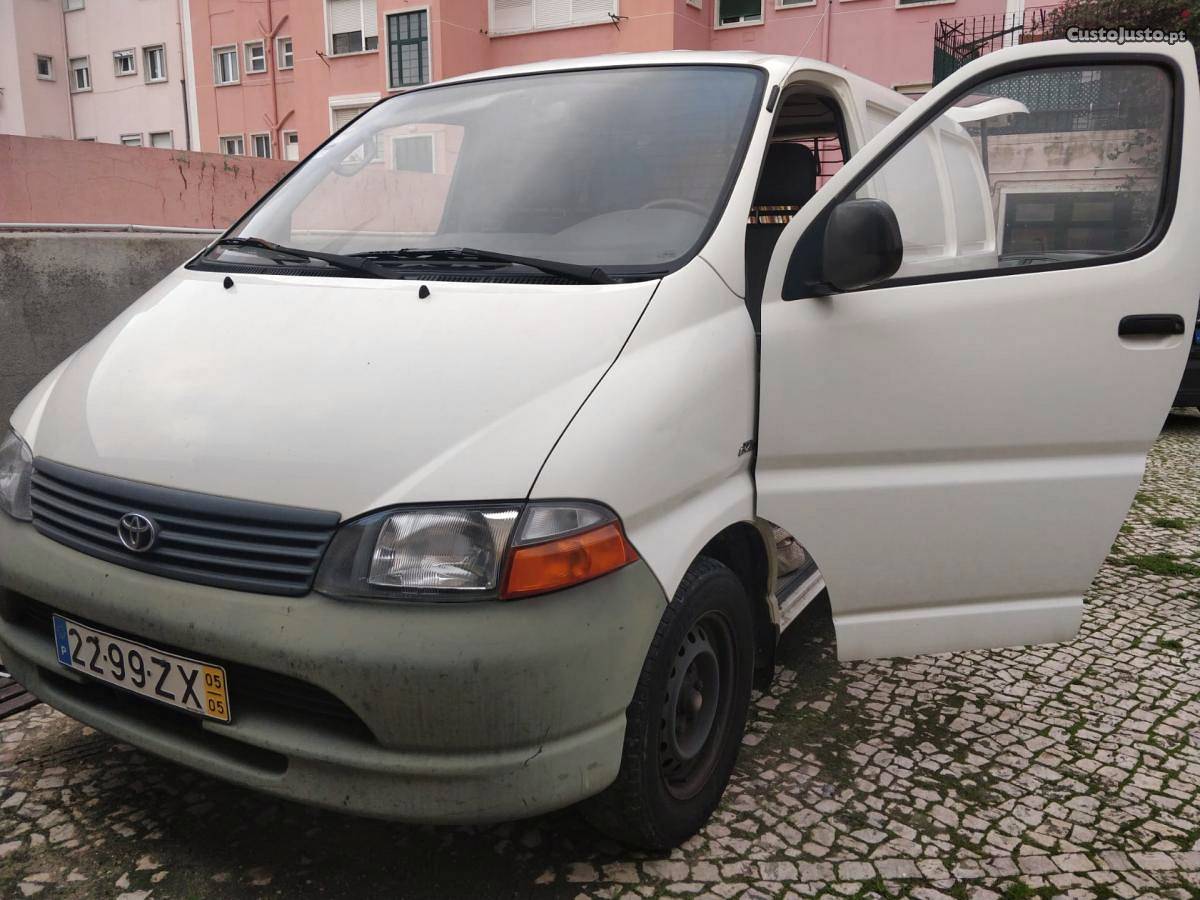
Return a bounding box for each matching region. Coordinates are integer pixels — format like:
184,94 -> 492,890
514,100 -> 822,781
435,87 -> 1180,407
1118,314 -> 1186,337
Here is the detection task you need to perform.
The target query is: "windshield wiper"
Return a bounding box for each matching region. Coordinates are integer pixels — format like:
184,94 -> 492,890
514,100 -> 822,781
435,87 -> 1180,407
354,247 -> 615,284
209,237 -> 386,278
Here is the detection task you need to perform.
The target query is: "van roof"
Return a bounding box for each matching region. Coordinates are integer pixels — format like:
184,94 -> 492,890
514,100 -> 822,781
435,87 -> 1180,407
435,50 -> 858,91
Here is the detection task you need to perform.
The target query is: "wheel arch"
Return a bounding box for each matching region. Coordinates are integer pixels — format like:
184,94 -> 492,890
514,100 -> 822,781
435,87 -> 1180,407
697,521 -> 778,689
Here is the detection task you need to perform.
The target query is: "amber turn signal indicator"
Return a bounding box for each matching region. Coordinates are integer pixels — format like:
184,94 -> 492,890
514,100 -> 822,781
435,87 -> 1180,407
501,522 -> 639,599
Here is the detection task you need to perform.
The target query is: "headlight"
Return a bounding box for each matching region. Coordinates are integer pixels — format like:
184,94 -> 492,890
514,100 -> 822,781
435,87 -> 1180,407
0,427 -> 34,522
315,501 -> 638,602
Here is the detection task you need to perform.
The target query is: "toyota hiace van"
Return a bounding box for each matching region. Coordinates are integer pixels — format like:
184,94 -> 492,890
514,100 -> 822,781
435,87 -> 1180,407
2,41 -> 1196,849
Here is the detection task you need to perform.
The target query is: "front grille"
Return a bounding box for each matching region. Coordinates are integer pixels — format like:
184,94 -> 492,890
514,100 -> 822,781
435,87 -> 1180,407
5,595 -> 370,737
30,459 -> 339,597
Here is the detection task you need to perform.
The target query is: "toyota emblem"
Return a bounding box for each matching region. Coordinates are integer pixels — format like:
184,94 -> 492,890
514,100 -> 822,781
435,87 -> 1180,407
117,513 -> 159,553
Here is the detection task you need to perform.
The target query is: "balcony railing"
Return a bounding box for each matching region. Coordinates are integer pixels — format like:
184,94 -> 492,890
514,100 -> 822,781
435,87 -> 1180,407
933,6 -> 1061,84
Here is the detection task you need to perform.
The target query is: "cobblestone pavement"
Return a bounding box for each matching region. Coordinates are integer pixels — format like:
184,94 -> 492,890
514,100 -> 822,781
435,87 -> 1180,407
2,412 -> 1199,899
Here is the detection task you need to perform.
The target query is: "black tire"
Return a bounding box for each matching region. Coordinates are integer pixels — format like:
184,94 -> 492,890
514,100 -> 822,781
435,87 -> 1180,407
582,556 -> 755,850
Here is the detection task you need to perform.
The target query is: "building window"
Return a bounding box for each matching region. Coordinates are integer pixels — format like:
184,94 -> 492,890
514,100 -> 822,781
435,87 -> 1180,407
251,133 -> 272,158
245,41 -> 267,74
391,134 -> 434,173
77,137 -> 96,142
143,45 -> 167,82
149,131 -> 173,149
69,57 -> 91,92
62,0 -> 84,10
220,135 -> 245,155
386,11 -> 429,89
328,0 -> 379,55
120,134 -> 143,147
489,0 -> 618,35
277,36 -> 294,69
35,55 -> 54,80
213,46 -> 239,85
283,130 -> 300,160
113,49 -> 136,77
775,0 -> 812,6
716,0 -> 762,25
331,104 -> 371,133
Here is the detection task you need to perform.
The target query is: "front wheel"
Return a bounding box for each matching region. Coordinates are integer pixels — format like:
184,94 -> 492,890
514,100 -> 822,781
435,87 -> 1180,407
582,556 -> 755,850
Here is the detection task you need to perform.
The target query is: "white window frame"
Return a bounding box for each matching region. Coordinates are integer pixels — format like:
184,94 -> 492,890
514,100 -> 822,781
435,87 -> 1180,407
250,132 -> 272,158
714,0 -> 763,28
35,55 -> 54,81
487,0 -> 619,36
244,40 -> 267,74
119,133 -> 143,147
213,45 -> 239,86
69,56 -> 91,93
113,49 -> 137,77
384,7 -> 432,91
62,0 -> 84,10
143,45 -> 167,83
219,134 -> 245,155
149,131 -> 173,149
276,36 -> 294,70
282,130 -> 300,160
326,0 -> 380,56
775,0 -> 815,7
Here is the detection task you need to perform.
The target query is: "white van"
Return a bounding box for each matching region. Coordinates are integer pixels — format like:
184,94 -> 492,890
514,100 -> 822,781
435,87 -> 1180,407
1,41 -> 1196,849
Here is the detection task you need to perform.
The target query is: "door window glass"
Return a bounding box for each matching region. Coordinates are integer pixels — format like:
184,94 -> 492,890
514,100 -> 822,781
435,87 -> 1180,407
853,63 -> 1174,281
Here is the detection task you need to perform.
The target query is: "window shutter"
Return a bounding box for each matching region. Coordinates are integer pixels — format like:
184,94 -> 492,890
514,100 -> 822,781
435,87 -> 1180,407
329,0 -> 361,34
534,0 -> 570,29
362,0 -> 378,38
492,0 -> 533,33
332,106 -> 365,131
571,0 -> 614,24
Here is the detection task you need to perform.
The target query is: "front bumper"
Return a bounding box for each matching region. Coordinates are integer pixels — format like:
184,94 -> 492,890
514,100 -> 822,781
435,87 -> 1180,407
0,514 -> 666,823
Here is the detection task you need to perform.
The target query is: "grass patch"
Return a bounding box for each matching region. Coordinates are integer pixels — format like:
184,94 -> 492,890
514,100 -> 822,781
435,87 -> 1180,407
1000,882 -> 1058,900
1119,524 -> 1134,535
1157,638 -> 1184,651
1114,553 -> 1200,577
1150,516 -> 1190,530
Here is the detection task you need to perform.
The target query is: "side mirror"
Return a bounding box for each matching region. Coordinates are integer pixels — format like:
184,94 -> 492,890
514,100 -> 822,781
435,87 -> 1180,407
820,199 -> 903,293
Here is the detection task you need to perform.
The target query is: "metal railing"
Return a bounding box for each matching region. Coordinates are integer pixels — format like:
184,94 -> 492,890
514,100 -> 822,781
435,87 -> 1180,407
933,6 -> 1061,83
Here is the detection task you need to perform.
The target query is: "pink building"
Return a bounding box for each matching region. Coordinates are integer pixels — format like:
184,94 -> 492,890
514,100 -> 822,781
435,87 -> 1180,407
187,0 -> 1046,160
0,0 -> 197,148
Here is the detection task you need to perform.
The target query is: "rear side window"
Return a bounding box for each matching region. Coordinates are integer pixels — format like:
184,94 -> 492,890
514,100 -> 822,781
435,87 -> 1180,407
855,63 -> 1175,281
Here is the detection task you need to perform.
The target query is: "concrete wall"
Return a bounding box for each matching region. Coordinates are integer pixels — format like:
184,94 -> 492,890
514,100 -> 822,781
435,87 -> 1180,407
0,135 -> 294,229
0,231 -> 210,425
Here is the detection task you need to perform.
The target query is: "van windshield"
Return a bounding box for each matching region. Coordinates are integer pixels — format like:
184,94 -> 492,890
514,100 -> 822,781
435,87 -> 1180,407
212,65 -> 764,279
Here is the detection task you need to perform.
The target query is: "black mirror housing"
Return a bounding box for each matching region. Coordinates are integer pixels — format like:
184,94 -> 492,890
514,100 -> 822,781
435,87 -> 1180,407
820,199 -> 903,293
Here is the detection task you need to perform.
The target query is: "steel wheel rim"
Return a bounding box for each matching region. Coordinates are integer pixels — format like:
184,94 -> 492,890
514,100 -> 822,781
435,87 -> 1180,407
659,611 -> 736,801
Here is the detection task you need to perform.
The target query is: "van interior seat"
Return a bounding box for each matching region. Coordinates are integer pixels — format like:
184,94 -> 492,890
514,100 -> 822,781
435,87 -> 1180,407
746,143 -> 818,311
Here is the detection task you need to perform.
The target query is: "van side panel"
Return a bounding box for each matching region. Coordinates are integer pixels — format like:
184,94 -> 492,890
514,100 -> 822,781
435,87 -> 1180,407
528,258 -> 758,604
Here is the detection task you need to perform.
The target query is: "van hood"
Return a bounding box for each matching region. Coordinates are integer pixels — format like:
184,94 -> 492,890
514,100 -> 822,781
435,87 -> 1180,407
15,269 -> 655,517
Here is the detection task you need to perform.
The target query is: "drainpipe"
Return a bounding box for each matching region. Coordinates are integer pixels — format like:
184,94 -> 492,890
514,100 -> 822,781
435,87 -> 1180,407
822,0 -> 834,64
176,0 -> 192,150
59,6 -> 77,138
259,2 -> 289,157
